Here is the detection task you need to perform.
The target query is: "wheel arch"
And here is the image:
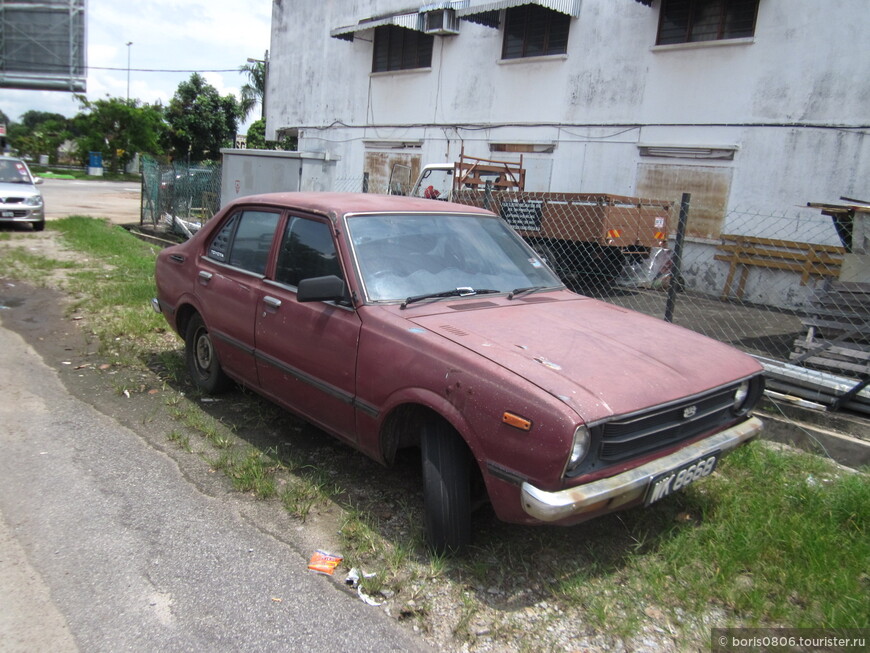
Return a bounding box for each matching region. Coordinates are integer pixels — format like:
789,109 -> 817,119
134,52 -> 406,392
173,299 -> 201,342
377,392 -> 479,464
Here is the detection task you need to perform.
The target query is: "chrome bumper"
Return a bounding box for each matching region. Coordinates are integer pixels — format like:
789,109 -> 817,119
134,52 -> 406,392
151,298 -> 162,314
521,416 -> 763,522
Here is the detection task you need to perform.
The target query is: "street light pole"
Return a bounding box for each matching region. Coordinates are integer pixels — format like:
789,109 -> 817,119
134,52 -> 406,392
126,41 -> 133,101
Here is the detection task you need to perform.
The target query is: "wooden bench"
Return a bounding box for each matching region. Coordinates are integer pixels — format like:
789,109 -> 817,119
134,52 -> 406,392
715,234 -> 844,301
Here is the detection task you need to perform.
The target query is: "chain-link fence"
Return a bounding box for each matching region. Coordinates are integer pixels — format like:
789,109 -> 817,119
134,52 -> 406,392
141,156 -> 222,238
332,176 -> 868,412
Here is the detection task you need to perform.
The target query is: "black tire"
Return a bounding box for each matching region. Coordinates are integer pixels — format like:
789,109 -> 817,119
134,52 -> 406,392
33,220 -> 45,232
185,314 -> 232,394
421,420 -> 472,554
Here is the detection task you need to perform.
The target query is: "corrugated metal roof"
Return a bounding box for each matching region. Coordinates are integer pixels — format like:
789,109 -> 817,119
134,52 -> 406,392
330,13 -> 423,41
420,0 -> 470,11
332,0 -> 591,41
456,0 -> 582,23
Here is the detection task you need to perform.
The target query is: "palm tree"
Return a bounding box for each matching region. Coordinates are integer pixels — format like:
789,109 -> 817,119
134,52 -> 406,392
239,56 -> 266,121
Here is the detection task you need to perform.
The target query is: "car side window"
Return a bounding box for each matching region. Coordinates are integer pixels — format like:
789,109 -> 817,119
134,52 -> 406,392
207,214 -> 238,263
207,210 -> 280,275
275,216 -> 343,287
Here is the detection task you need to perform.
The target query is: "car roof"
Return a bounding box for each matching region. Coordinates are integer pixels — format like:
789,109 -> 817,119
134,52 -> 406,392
224,192 -> 494,220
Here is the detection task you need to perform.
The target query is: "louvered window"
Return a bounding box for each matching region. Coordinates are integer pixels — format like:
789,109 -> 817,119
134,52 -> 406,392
502,5 -> 570,60
657,0 -> 759,45
372,26 -> 434,72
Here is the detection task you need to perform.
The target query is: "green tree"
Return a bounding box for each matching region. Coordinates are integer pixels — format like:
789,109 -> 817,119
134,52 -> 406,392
73,96 -> 165,173
6,111 -> 72,163
239,59 -> 266,122
18,110 -> 68,130
164,73 -> 240,161
245,118 -> 296,151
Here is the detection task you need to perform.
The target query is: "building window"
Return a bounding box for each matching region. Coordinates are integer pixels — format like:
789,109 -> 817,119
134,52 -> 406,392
372,26 -> 434,72
502,5 -> 570,60
657,0 -> 759,45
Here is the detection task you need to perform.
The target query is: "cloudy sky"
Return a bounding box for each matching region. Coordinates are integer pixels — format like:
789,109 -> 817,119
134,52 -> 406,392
2,0 -> 272,131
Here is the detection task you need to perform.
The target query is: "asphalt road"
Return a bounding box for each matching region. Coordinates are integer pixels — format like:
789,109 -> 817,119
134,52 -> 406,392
0,182 -> 433,652
40,178 -> 142,224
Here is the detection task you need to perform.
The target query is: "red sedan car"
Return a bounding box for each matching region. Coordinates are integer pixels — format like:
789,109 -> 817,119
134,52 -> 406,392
153,192 -> 764,552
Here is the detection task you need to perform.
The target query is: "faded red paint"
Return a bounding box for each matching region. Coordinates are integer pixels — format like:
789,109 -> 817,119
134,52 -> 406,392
154,192 -> 764,529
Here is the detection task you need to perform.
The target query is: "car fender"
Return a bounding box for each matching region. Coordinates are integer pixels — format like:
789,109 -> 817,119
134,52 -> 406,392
371,385 -> 485,464
166,291 -> 205,338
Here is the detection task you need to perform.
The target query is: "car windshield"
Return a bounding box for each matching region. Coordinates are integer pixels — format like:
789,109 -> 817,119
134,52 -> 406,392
346,212 -> 562,302
0,160 -> 33,184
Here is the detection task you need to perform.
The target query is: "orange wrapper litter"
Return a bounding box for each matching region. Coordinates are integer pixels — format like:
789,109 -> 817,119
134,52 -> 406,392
308,550 -> 343,575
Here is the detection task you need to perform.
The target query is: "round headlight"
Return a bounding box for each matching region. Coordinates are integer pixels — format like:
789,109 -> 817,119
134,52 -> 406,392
566,425 -> 591,473
25,195 -> 44,207
733,380 -> 751,413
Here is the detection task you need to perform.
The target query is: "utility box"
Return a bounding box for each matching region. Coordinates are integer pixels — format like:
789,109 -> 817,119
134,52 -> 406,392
219,149 -> 338,208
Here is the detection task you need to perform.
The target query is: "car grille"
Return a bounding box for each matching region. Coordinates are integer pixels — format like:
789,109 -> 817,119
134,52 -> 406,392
1,197 -> 25,204
0,210 -> 28,217
597,385 -> 739,463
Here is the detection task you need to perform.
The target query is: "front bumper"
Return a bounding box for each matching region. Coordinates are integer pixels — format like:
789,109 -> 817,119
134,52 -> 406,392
0,206 -> 44,223
521,416 -> 763,522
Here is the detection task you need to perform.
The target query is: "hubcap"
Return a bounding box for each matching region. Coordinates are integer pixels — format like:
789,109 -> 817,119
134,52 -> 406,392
195,331 -> 212,372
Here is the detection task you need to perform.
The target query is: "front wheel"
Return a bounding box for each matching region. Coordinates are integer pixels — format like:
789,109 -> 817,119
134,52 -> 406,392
33,220 -> 45,232
185,314 -> 232,394
421,421 -> 472,553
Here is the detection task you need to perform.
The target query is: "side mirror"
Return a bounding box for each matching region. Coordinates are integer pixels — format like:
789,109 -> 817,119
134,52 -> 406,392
34,177 -> 44,185
297,275 -> 347,303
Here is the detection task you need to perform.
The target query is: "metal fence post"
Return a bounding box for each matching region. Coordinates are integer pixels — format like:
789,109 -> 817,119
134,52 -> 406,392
665,192 -> 691,323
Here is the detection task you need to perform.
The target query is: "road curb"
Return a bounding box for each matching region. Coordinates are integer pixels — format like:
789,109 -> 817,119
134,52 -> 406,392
758,397 -> 870,469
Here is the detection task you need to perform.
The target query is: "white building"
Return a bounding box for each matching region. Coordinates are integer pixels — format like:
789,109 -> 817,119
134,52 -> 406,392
265,0 -> 869,302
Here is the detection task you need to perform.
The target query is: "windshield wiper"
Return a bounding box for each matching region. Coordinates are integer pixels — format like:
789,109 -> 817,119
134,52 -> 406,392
507,286 -> 553,300
400,287 -> 499,309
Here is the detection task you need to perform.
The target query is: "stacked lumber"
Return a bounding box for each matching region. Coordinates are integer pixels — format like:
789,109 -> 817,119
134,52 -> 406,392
792,282 -> 870,377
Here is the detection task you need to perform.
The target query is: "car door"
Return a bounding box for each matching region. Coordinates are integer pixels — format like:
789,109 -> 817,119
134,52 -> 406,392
254,213 -> 362,443
195,208 -> 281,387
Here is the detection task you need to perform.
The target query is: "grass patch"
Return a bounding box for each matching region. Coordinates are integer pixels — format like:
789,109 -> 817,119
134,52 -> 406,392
650,445 -> 869,627
206,448 -> 279,499
550,443 -> 869,631
30,166 -> 140,182
0,245 -> 77,285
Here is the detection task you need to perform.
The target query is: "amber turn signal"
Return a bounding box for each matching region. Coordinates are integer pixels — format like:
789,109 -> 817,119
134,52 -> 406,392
502,412 -> 532,431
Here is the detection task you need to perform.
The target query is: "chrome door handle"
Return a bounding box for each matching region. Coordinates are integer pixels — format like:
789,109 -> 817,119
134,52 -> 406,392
263,296 -> 282,308
198,271 -> 213,282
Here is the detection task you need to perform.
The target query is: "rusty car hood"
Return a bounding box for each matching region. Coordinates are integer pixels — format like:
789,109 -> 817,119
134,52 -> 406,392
405,295 -> 761,422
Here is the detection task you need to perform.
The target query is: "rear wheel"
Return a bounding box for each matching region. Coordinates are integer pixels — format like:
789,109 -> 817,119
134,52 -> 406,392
421,420 -> 472,553
185,314 -> 232,394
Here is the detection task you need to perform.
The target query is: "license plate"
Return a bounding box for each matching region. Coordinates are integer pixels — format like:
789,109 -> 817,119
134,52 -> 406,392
644,452 -> 720,506
1,211 -> 13,218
